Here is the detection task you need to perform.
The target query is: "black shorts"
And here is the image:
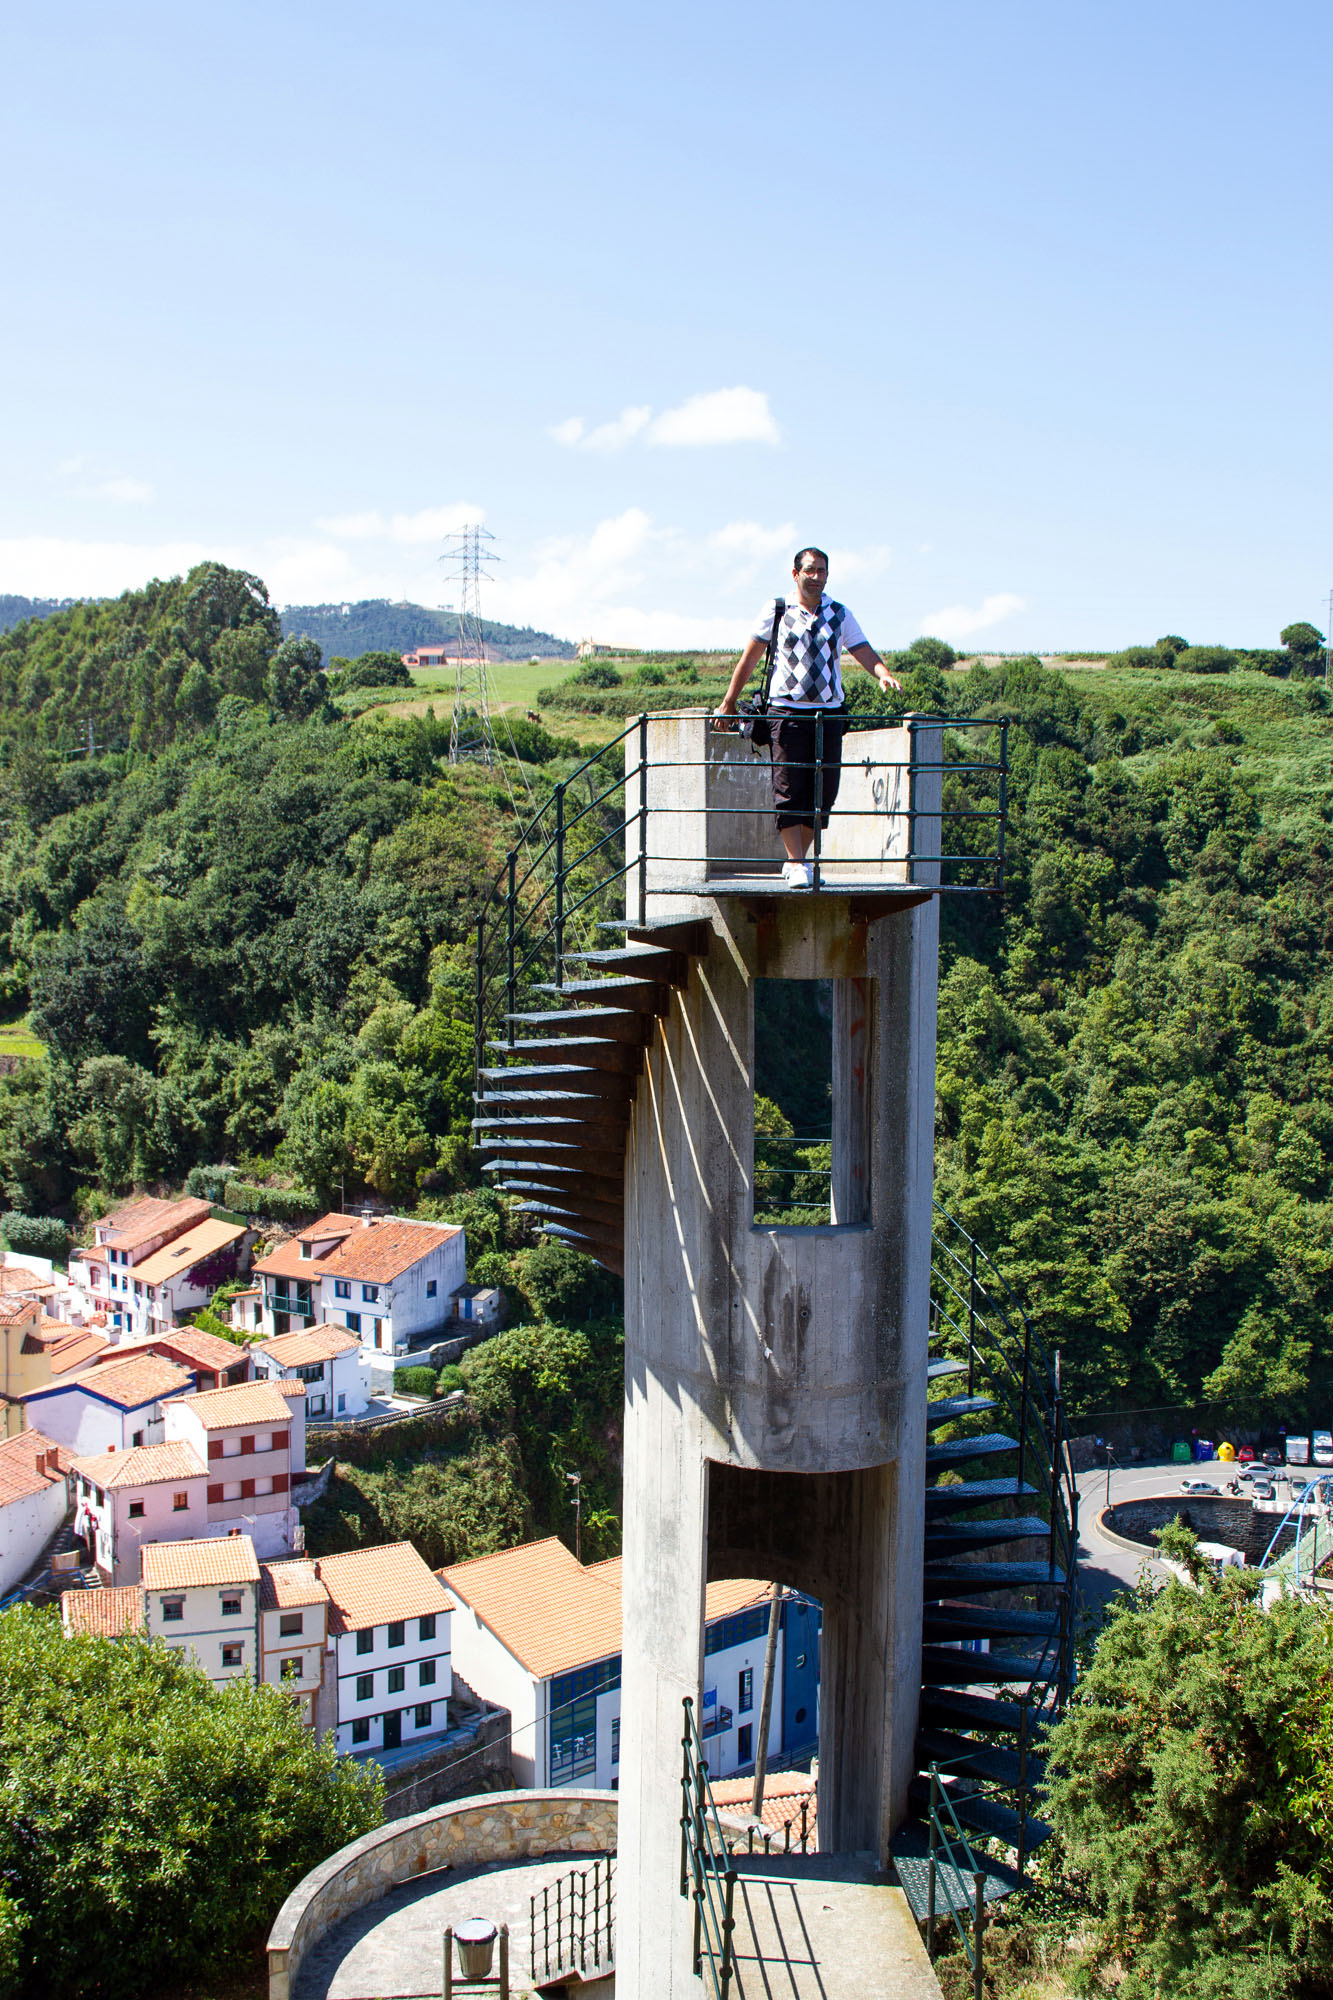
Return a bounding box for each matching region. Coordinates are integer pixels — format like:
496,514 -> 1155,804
769,710 -> 847,831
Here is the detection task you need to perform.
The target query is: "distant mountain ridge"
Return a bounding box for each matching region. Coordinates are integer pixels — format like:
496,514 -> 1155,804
280,599 -> 576,662
0,593 -> 81,633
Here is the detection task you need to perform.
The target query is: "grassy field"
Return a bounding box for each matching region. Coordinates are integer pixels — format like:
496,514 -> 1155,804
0,1019 -> 44,1060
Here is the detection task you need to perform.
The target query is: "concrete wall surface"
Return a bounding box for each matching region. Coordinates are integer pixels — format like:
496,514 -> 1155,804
1105,1493 -> 1293,1566
266,1788 -> 617,2000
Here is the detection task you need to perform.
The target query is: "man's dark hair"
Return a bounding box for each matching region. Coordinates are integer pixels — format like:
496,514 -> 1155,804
793,546 -> 829,573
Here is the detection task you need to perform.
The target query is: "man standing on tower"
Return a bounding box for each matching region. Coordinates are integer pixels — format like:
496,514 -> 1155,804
716,546 -> 902,886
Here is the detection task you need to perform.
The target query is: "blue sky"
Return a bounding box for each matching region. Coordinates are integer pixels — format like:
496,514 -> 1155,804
3,0 -> 1329,650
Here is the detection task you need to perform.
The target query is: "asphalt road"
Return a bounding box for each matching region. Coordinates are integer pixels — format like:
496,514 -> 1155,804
1074,1458 -> 1178,1614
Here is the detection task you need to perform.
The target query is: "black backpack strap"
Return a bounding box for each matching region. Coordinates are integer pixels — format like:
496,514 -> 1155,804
756,598 -> 785,713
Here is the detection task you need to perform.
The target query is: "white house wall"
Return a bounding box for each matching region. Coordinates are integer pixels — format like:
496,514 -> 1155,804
443,1599 -> 540,1786
0,1481 -> 67,1596
330,1618 -> 453,1754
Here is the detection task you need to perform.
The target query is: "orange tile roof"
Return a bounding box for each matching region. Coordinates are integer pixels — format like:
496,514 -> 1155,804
254,1215 -> 460,1286
135,1326 -> 247,1375
69,1440 -> 208,1491
62,1585 -> 146,1637
315,1541 -> 450,1634
77,1244 -> 108,1266
441,1539 -> 770,1680
295,1213 -> 361,1243
170,1380 -> 294,1429
28,1352 -> 193,1410
277,1381 -> 307,1400
261,1558 -> 331,1611
0,1296 -> 39,1325
711,1772 -> 818,1844
142,1536 -> 260,1589
0,1429 -> 68,1506
48,1331 -> 110,1375
254,1323 -> 361,1367
96,1195 -> 213,1255
0,1266 -> 55,1295
131,1219 -> 247,1288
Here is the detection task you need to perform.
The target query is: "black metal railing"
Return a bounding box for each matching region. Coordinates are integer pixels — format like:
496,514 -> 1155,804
529,1853 -> 615,1985
474,710 -> 1009,1080
735,1791 -> 815,1856
925,1763 -> 988,2000
929,1202 -> 1079,1709
680,1696 -> 739,1999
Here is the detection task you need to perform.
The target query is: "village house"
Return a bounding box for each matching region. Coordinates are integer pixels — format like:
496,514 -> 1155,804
0,1296 -> 51,1437
258,1556 -> 333,1730
141,1536 -> 261,1684
250,1212 -> 466,1356
70,1439 -> 211,1585
315,1542 -> 452,1755
0,1429 -> 70,1596
439,1538 -> 818,1790
62,1584 -> 146,1639
116,1324 -> 252,1391
250,1323 -> 368,1420
21,1351 -> 195,1454
68,1196 -> 251,1340
162,1379 -> 303,1560
228,1286 -> 263,1334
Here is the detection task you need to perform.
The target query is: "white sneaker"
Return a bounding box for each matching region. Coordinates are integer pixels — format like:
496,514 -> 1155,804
781,861 -> 814,889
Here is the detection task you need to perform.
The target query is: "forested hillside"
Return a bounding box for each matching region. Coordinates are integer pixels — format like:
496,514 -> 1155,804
0,565 -> 1329,1438
281,598 -> 575,662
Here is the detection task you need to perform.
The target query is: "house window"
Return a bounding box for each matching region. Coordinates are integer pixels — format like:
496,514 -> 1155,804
221,1596 -> 242,1617
337,1393 -> 346,1412
738,1667 -> 753,1713
309,1396 -> 327,1416
335,1280 -> 351,1299
300,1242 -> 312,1260
162,1598 -> 184,1622
419,1614 -> 436,1642
361,1285 -> 379,1303
550,1693 -> 598,1783
414,1703 -> 432,1729
419,1659 -> 436,1687
281,1657 -> 303,1680
221,1643 -> 243,1668
297,1362 -> 324,1383
279,1612 -> 303,1637
344,1313 -> 361,1334
352,1718 -> 370,1744
128,1500 -> 145,1519
172,1492 -> 189,1511
356,1628 -> 374,1655
356,1673 -> 374,1701
611,1717 -> 620,1765
426,1280 -> 437,1298
132,1430 -> 144,1448
387,1666 -> 405,1694
738,1723 -> 753,1764
387,1621 -> 404,1648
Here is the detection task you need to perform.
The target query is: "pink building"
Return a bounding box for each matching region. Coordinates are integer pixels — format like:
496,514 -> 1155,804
163,1379 -> 303,1559
70,1439 -> 211,1584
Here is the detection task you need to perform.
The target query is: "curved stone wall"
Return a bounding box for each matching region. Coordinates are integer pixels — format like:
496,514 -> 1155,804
1102,1491 -> 1292,1566
267,1788 -> 617,2000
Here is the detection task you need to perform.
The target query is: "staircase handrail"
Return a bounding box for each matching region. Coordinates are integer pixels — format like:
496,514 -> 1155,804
925,1763 -> 988,2000
680,1696 -> 740,2000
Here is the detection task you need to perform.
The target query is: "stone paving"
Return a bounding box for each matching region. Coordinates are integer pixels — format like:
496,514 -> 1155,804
293,1854 -> 600,2000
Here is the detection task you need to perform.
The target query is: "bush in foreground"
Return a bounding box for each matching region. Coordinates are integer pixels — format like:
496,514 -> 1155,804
0,1606 -> 382,1998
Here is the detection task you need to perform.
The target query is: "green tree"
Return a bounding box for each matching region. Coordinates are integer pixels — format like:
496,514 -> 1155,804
1280,620 -> 1325,672
0,1605 -> 381,1999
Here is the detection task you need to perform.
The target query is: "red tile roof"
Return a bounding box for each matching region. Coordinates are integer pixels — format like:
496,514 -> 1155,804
0,1297 -> 39,1325
130,1326 -> 247,1376
0,1429 -> 69,1507
62,1585 -> 146,1637
170,1380 -> 293,1429
261,1558 -> 330,1611
254,1215 -> 459,1286
48,1330 -> 110,1376
142,1536 -> 260,1589
27,1352 -> 192,1410
96,1196 -> 214,1255
711,1771 -> 818,1845
316,1541 -> 450,1633
254,1324 -> 360,1367
69,1440 -> 208,1490
131,1219 -> 247,1288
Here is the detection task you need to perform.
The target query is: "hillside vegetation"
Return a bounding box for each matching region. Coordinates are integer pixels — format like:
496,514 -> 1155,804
0,566 -> 1328,1434
281,597 -> 574,662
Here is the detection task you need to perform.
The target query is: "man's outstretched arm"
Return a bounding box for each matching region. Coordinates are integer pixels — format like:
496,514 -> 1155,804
716,637 -> 767,719
848,642 -> 903,694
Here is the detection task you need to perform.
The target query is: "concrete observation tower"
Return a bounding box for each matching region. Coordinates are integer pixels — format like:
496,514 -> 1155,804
474,711 -> 1075,1996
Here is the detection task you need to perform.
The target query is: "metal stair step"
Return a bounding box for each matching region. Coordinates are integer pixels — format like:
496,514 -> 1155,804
923,1603 -> 1059,1643
920,1646 -> 1049,1686
540,1223 -> 623,1273
562,946 -> 686,977
908,1778 -> 1053,1852
532,977 -> 670,1007
926,1395 -> 997,1428
513,1191 -> 625,1228
916,1729 -> 1047,1789
920,1689 -> 1051,1737
487,1037 -> 644,1074
923,1560 -> 1066,1598
474,1094 -> 631,1126
924,1478 -> 1039,1516
479,1066 -> 635,1101
925,1517 -> 1050,1559
488,1164 -> 624,1197
889,1824 -> 1025,1918
505,1008 -> 653,1044
927,1358 -> 969,1382
926,1432 -> 1017,1469
600,917 -> 712,955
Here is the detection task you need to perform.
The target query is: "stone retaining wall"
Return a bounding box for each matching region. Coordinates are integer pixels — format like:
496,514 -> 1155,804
1104,1493 -> 1296,1566
381,1703 -> 513,1820
267,1788 -> 617,2000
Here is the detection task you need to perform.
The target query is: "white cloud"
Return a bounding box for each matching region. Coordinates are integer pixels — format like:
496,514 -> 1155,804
708,520 -> 796,562
549,386 -> 779,453
315,502 -> 483,544
826,542 -> 893,585
54,455 -> 154,504
0,537 -> 215,599
647,387 -> 779,449
917,592 -> 1025,642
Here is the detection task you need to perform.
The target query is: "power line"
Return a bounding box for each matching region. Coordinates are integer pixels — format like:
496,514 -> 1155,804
440,525 -> 497,767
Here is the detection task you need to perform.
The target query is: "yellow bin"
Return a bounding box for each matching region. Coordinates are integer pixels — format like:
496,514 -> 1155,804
1216,1441 -> 1237,1462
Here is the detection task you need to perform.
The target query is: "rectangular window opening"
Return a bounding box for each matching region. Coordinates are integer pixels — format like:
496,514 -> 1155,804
753,977 -> 871,1227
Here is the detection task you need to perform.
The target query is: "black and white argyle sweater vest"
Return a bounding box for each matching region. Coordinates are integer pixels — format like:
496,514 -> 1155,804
768,597 -> 848,707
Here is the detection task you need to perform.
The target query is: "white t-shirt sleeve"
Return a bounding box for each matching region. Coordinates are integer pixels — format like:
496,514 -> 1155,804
838,605 -> 867,649
751,599 -> 785,644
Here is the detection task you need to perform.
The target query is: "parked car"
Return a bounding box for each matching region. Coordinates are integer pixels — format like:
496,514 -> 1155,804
1261,1449 -> 1284,1467
1237,1446 -> 1256,1463
1181,1478 -> 1216,1494
1250,1480 -> 1276,1501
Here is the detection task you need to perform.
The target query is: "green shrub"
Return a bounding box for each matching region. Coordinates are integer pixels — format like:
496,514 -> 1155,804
1154,633 -> 1188,659
222,1177 -> 316,1222
1104,645 -> 1166,670
186,1163 -> 232,1203
0,1212 -> 68,1261
569,661 -> 623,689
438,1362 -> 465,1393
1173,644 -> 1236,674
328,650 -> 412,693
393,1365 -> 437,1398
0,1605 -> 381,1999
